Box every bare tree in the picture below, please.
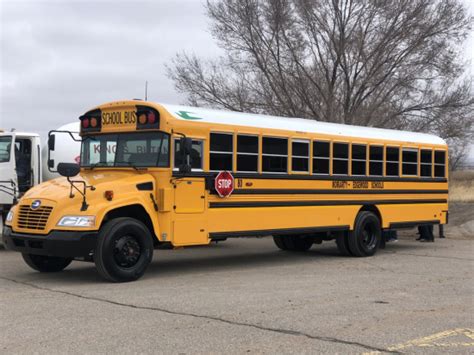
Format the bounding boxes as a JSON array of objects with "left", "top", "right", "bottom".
[{"left": 167, "top": 0, "right": 473, "bottom": 165}]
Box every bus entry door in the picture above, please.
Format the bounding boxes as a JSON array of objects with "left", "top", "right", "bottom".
[{"left": 173, "top": 178, "right": 207, "bottom": 245}]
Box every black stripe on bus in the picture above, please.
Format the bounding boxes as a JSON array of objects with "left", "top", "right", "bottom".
[
  {"left": 209, "top": 225, "right": 349, "bottom": 239},
  {"left": 173, "top": 171, "right": 447, "bottom": 183},
  {"left": 390, "top": 220, "right": 440, "bottom": 229},
  {"left": 209, "top": 199, "right": 447, "bottom": 209},
  {"left": 231, "top": 189, "right": 449, "bottom": 195}
]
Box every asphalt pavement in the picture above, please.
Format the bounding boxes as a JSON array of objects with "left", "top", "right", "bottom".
[{"left": 1, "top": 236, "right": 473, "bottom": 354}]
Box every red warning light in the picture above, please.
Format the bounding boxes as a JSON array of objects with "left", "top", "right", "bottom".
[
  {"left": 90, "top": 117, "right": 97, "bottom": 128},
  {"left": 82, "top": 118, "right": 90, "bottom": 128},
  {"left": 148, "top": 111, "right": 156, "bottom": 124}
]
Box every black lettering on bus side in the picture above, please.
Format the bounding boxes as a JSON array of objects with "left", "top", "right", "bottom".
[
  {"left": 353, "top": 181, "right": 369, "bottom": 189},
  {"left": 332, "top": 181, "right": 348, "bottom": 188},
  {"left": 371, "top": 181, "right": 384, "bottom": 189}
]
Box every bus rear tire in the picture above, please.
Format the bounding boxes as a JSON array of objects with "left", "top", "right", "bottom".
[
  {"left": 272, "top": 236, "right": 289, "bottom": 250},
  {"left": 94, "top": 217, "right": 154, "bottom": 282},
  {"left": 348, "top": 211, "right": 381, "bottom": 257},
  {"left": 335, "top": 231, "right": 352, "bottom": 256},
  {"left": 273, "top": 235, "right": 313, "bottom": 251},
  {"left": 22, "top": 253, "right": 72, "bottom": 272}
]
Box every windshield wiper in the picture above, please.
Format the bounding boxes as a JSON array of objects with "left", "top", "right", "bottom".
[
  {"left": 114, "top": 161, "right": 144, "bottom": 171},
  {"left": 86, "top": 161, "right": 145, "bottom": 171},
  {"left": 87, "top": 162, "right": 109, "bottom": 170}
]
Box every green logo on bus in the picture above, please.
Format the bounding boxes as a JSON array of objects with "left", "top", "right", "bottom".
[{"left": 176, "top": 111, "right": 203, "bottom": 120}]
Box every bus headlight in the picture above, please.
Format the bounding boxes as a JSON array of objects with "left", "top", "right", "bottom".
[
  {"left": 6, "top": 210, "right": 14, "bottom": 223},
  {"left": 57, "top": 216, "right": 95, "bottom": 227}
]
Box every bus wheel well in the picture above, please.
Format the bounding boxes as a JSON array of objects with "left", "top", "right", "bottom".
[
  {"left": 102, "top": 205, "right": 158, "bottom": 244},
  {"left": 359, "top": 205, "right": 382, "bottom": 227}
]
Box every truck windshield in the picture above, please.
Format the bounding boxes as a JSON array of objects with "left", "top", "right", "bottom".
[
  {"left": 0, "top": 136, "right": 12, "bottom": 163},
  {"left": 80, "top": 132, "right": 170, "bottom": 168}
]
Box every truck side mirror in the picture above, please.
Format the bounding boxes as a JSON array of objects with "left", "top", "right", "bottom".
[
  {"left": 48, "top": 134, "right": 55, "bottom": 151},
  {"left": 57, "top": 163, "right": 80, "bottom": 178},
  {"left": 178, "top": 137, "right": 193, "bottom": 174}
]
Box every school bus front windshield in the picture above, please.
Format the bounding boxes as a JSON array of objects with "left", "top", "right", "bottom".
[{"left": 80, "top": 131, "right": 170, "bottom": 168}]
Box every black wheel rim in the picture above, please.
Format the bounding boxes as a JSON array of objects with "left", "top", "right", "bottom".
[
  {"left": 362, "top": 223, "right": 377, "bottom": 250},
  {"left": 113, "top": 235, "right": 141, "bottom": 268}
]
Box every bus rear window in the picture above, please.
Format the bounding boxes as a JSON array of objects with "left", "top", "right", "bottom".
[{"left": 434, "top": 151, "right": 446, "bottom": 177}]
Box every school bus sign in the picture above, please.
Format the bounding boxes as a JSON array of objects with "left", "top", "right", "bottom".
[{"left": 215, "top": 171, "right": 234, "bottom": 198}]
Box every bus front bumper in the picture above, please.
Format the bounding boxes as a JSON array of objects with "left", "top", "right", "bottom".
[{"left": 2, "top": 226, "right": 98, "bottom": 258}]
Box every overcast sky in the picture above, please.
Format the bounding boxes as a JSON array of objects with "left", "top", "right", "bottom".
[
  {"left": 0, "top": 0, "right": 221, "bottom": 137},
  {"left": 1, "top": 0, "right": 473, "bottom": 152}
]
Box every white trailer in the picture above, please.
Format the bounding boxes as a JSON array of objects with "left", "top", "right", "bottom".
[{"left": 0, "top": 123, "right": 80, "bottom": 242}]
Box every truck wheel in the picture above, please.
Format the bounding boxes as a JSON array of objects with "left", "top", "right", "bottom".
[
  {"left": 272, "top": 236, "right": 289, "bottom": 250},
  {"left": 22, "top": 254, "right": 72, "bottom": 272},
  {"left": 94, "top": 217, "right": 154, "bottom": 282},
  {"left": 335, "top": 231, "right": 352, "bottom": 256},
  {"left": 348, "top": 211, "right": 381, "bottom": 257}
]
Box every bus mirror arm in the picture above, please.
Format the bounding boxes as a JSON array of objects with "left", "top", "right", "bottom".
[
  {"left": 172, "top": 131, "right": 192, "bottom": 175},
  {"left": 179, "top": 137, "right": 192, "bottom": 174},
  {"left": 66, "top": 177, "right": 96, "bottom": 212},
  {"left": 47, "top": 130, "right": 82, "bottom": 173}
]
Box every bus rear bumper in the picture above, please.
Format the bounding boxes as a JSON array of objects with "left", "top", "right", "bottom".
[{"left": 2, "top": 226, "right": 98, "bottom": 258}]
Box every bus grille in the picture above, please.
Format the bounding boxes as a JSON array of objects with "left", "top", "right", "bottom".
[{"left": 17, "top": 205, "right": 53, "bottom": 230}]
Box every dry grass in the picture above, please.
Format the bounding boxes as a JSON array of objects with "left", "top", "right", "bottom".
[{"left": 449, "top": 170, "right": 474, "bottom": 202}]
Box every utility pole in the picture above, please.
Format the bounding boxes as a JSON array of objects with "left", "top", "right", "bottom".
[{"left": 145, "top": 81, "right": 148, "bottom": 101}]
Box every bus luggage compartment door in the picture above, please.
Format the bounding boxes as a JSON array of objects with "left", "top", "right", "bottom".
[
  {"left": 174, "top": 179, "right": 205, "bottom": 214},
  {"left": 173, "top": 178, "right": 207, "bottom": 245}
]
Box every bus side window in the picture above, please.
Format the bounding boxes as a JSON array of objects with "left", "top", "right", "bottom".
[
  {"left": 210, "top": 133, "right": 233, "bottom": 171},
  {"left": 333, "top": 142, "right": 349, "bottom": 175},
  {"left": 351, "top": 144, "right": 367, "bottom": 176},
  {"left": 369, "top": 145, "right": 383, "bottom": 176},
  {"left": 262, "top": 137, "right": 288, "bottom": 173},
  {"left": 402, "top": 148, "right": 418, "bottom": 176},
  {"left": 292, "top": 140, "right": 309, "bottom": 173},
  {"left": 386, "top": 147, "right": 399, "bottom": 176},
  {"left": 434, "top": 150, "right": 446, "bottom": 177},
  {"left": 420, "top": 149, "right": 432, "bottom": 177},
  {"left": 174, "top": 139, "right": 203, "bottom": 170},
  {"left": 237, "top": 135, "right": 258, "bottom": 172},
  {"left": 313, "top": 141, "right": 329, "bottom": 174}
]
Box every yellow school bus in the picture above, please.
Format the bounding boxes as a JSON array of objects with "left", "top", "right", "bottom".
[{"left": 2, "top": 100, "right": 448, "bottom": 282}]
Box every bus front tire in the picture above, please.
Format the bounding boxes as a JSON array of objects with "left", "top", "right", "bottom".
[
  {"left": 348, "top": 211, "right": 381, "bottom": 257},
  {"left": 94, "top": 217, "right": 154, "bottom": 282},
  {"left": 22, "top": 253, "right": 72, "bottom": 272}
]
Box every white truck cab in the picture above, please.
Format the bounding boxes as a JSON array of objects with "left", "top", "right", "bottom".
[
  {"left": 0, "top": 124, "right": 80, "bottom": 243},
  {"left": 0, "top": 131, "right": 42, "bottom": 234}
]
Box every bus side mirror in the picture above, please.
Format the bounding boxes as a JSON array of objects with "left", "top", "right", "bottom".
[
  {"left": 178, "top": 137, "right": 193, "bottom": 174},
  {"left": 57, "top": 163, "right": 80, "bottom": 178},
  {"left": 48, "top": 134, "right": 55, "bottom": 151}
]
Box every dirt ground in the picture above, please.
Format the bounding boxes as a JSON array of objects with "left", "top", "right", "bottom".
[
  {"left": 444, "top": 171, "right": 474, "bottom": 239},
  {"left": 397, "top": 202, "right": 474, "bottom": 240},
  {"left": 449, "top": 170, "right": 474, "bottom": 202},
  {"left": 443, "top": 202, "right": 474, "bottom": 239}
]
